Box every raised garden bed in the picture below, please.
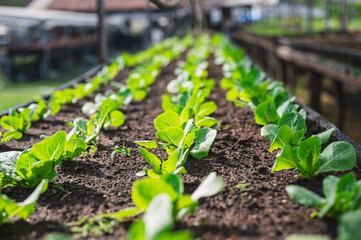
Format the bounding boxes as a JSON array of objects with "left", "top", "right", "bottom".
[{"left": 0, "top": 34, "right": 360, "bottom": 240}]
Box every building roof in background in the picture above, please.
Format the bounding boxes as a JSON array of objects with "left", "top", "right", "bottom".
[
  {"left": 45, "top": 0, "right": 160, "bottom": 12},
  {"left": 204, "top": 0, "right": 279, "bottom": 8},
  {"left": 0, "top": 6, "right": 127, "bottom": 28}
]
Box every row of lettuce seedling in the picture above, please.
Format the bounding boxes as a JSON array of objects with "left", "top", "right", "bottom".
[
  {"left": 120, "top": 34, "right": 225, "bottom": 239},
  {"left": 0, "top": 36, "right": 191, "bottom": 226},
  {"left": 215, "top": 33, "right": 360, "bottom": 240},
  {"left": 0, "top": 37, "right": 180, "bottom": 143},
  {"left": 65, "top": 34, "right": 225, "bottom": 239}
]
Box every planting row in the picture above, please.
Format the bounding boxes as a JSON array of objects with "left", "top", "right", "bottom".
[
  {"left": 65, "top": 34, "right": 225, "bottom": 239},
  {"left": 0, "top": 35, "right": 192, "bottom": 226},
  {"left": 215, "top": 33, "right": 359, "bottom": 240}
]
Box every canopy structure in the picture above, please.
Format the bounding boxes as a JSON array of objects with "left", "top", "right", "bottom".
[
  {"left": 0, "top": 6, "right": 98, "bottom": 26},
  {"left": 205, "top": 0, "right": 279, "bottom": 8},
  {"left": 0, "top": 6, "right": 128, "bottom": 29},
  {"left": 45, "top": 0, "right": 159, "bottom": 12}
]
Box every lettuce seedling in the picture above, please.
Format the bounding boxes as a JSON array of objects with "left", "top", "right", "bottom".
[
  {"left": 261, "top": 111, "right": 307, "bottom": 152},
  {"left": 0, "top": 107, "right": 36, "bottom": 142},
  {"left": 0, "top": 179, "right": 47, "bottom": 225},
  {"left": 128, "top": 172, "right": 224, "bottom": 240},
  {"left": 273, "top": 130, "right": 356, "bottom": 179},
  {"left": 285, "top": 235, "right": 330, "bottom": 240},
  {"left": 82, "top": 92, "right": 123, "bottom": 115},
  {"left": 0, "top": 131, "right": 67, "bottom": 188},
  {"left": 0, "top": 130, "right": 89, "bottom": 188},
  {"left": 49, "top": 88, "right": 75, "bottom": 115},
  {"left": 16, "top": 131, "right": 67, "bottom": 187},
  {"left": 66, "top": 108, "right": 111, "bottom": 146},
  {"left": 66, "top": 118, "right": 99, "bottom": 145},
  {"left": 286, "top": 173, "right": 361, "bottom": 218},
  {"left": 68, "top": 172, "right": 223, "bottom": 239},
  {"left": 131, "top": 173, "right": 224, "bottom": 213},
  {"left": 338, "top": 209, "right": 361, "bottom": 240},
  {"left": 63, "top": 134, "right": 88, "bottom": 161},
  {"left": 30, "top": 98, "right": 50, "bottom": 121},
  {"left": 81, "top": 93, "right": 125, "bottom": 131},
  {"left": 287, "top": 173, "right": 361, "bottom": 240},
  {"left": 254, "top": 94, "right": 298, "bottom": 126},
  {"left": 128, "top": 194, "right": 194, "bottom": 240},
  {"left": 162, "top": 87, "right": 220, "bottom": 128},
  {"left": 125, "top": 42, "right": 186, "bottom": 102},
  {"left": 0, "top": 151, "right": 22, "bottom": 188},
  {"left": 136, "top": 117, "right": 216, "bottom": 177},
  {"left": 0, "top": 131, "right": 22, "bottom": 144}
]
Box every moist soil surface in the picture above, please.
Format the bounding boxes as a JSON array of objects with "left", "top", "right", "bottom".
[{"left": 1, "top": 50, "right": 360, "bottom": 240}]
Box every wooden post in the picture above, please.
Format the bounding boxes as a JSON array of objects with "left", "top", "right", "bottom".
[
  {"left": 261, "top": 48, "right": 267, "bottom": 69},
  {"left": 334, "top": 80, "right": 345, "bottom": 130},
  {"left": 307, "top": 0, "right": 314, "bottom": 34},
  {"left": 97, "top": 0, "right": 107, "bottom": 64},
  {"left": 279, "top": 59, "right": 288, "bottom": 85},
  {"left": 308, "top": 71, "right": 322, "bottom": 113},
  {"left": 64, "top": 26, "right": 72, "bottom": 69},
  {"left": 285, "top": 62, "right": 296, "bottom": 94},
  {"left": 146, "top": 0, "right": 152, "bottom": 45},
  {"left": 324, "top": 0, "right": 330, "bottom": 33},
  {"left": 267, "top": 50, "right": 277, "bottom": 78},
  {"left": 40, "top": 20, "right": 50, "bottom": 79},
  {"left": 340, "top": 0, "right": 347, "bottom": 34},
  {"left": 189, "top": 0, "right": 196, "bottom": 29},
  {"left": 290, "top": 0, "right": 296, "bottom": 29}
]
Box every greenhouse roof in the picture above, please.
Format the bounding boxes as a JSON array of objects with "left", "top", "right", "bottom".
[
  {"left": 0, "top": 6, "right": 126, "bottom": 28},
  {"left": 45, "top": 0, "right": 160, "bottom": 12},
  {"left": 206, "top": 0, "right": 279, "bottom": 8}
]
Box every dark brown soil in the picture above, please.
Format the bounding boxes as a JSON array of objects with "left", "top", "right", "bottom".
[{"left": 0, "top": 51, "right": 360, "bottom": 240}]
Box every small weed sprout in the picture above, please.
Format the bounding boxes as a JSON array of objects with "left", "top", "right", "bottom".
[
  {"left": 111, "top": 142, "right": 131, "bottom": 161},
  {"left": 234, "top": 180, "right": 253, "bottom": 196}
]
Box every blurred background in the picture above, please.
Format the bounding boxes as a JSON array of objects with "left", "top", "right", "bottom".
[{"left": 0, "top": 0, "right": 360, "bottom": 143}]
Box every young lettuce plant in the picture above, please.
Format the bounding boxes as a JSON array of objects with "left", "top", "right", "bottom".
[
  {"left": 0, "top": 179, "right": 47, "bottom": 225},
  {"left": 136, "top": 113, "right": 217, "bottom": 177},
  {"left": 220, "top": 66, "right": 267, "bottom": 108},
  {"left": 261, "top": 111, "right": 307, "bottom": 152},
  {"left": 63, "top": 132, "right": 88, "bottom": 161},
  {"left": 272, "top": 129, "right": 356, "bottom": 179},
  {"left": 49, "top": 88, "right": 75, "bottom": 115},
  {"left": 162, "top": 84, "right": 220, "bottom": 128},
  {"left": 126, "top": 45, "right": 185, "bottom": 101},
  {"left": 81, "top": 92, "right": 125, "bottom": 130},
  {"left": 127, "top": 194, "right": 194, "bottom": 240},
  {"left": 0, "top": 107, "right": 36, "bottom": 143},
  {"left": 0, "top": 151, "right": 22, "bottom": 188},
  {"left": 128, "top": 172, "right": 224, "bottom": 240},
  {"left": 0, "top": 130, "right": 85, "bottom": 189},
  {"left": 69, "top": 172, "right": 224, "bottom": 239},
  {"left": 67, "top": 106, "right": 123, "bottom": 147},
  {"left": 286, "top": 173, "right": 361, "bottom": 218},
  {"left": 15, "top": 131, "right": 67, "bottom": 187},
  {"left": 286, "top": 173, "right": 361, "bottom": 240},
  {"left": 254, "top": 85, "right": 300, "bottom": 125},
  {"left": 30, "top": 98, "right": 50, "bottom": 120},
  {"left": 66, "top": 117, "right": 100, "bottom": 146},
  {"left": 82, "top": 92, "right": 123, "bottom": 116}
]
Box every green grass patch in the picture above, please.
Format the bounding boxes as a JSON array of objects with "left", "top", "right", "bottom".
[{"left": 0, "top": 66, "right": 93, "bottom": 112}]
